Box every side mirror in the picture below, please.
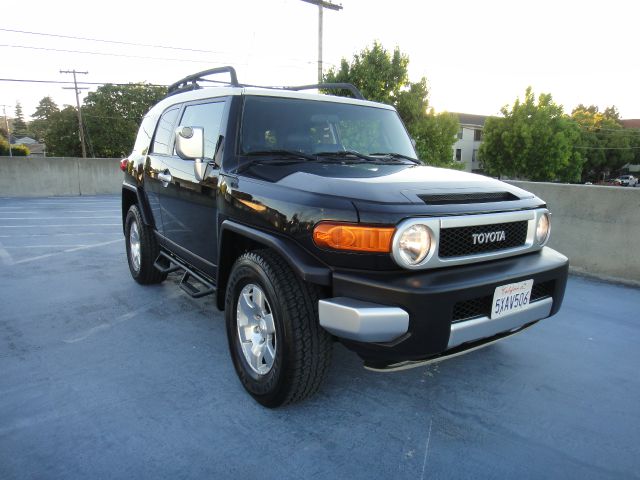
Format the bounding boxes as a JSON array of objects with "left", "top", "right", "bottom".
[{"left": 175, "top": 126, "right": 206, "bottom": 180}]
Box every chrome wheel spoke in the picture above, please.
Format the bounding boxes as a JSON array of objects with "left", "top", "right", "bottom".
[
  {"left": 249, "top": 343, "right": 264, "bottom": 371},
  {"left": 238, "top": 291, "right": 258, "bottom": 323},
  {"left": 263, "top": 340, "right": 275, "bottom": 366},
  {"left": 263, "top": 313, "right": 275, "bottom": 334},
  {"left": 129, "top": 222, "right": 141, "bottom": 271},
  {"left": 236, "top": 283, "right": 277, "bottom": 376},
  {"left": 253, "top": 287, "right": 265, "bottom": 312}
]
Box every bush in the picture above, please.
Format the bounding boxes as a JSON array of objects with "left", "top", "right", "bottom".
[
  {"left": 12, "top": 144, "right": 30, "bottom": 156},
  {"left": 0, "top": 138, "right": 30, "bottom": 156}
]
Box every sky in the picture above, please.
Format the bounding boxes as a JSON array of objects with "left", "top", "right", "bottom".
[{"left": 1, "top": 0, "right": 639, "bottom": 122}]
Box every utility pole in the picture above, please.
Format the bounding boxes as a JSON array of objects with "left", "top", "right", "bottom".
[
  {"left": 299, "top": 0, "right": 343, "bottom": 83},
  {"left": 60, "top": 69, "right": 88, "bottom": 158},
  {"left": 1, "top": 105, "right": 12, "bottom": 157}
]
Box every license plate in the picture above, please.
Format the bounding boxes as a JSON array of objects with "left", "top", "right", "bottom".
[{"left": 491, "top": 279, "right": 534, "bottom": 319}]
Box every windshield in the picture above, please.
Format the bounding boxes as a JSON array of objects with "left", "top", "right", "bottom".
[{"left": 239, "top": 96, "right": 417, "bottom": 159}]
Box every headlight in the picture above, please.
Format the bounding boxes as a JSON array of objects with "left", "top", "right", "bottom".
[
  {"left": 536, "top": 213, "right": 550, "bottom": 244},
  {"left": 394, "top": 224, "right": 432, "bottom": 266}
]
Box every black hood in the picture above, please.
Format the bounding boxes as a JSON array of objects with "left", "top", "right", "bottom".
[{"left": 260, "top": 163, "right": 535, "bottom": 205}]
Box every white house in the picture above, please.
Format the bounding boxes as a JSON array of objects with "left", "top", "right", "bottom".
[{"left": 451, "top": 113, "right": 488, "bottom": 172}]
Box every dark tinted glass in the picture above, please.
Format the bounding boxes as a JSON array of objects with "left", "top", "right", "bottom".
[
  {"left": 133, "top": 115, "right": 156, "bottom": 155},
  {"left": 152, "top": 107, "right": 179, "bottom": 155},
  {"left": 240, "top": 96, "right": 415, "bottom": 158},
  {"left": 179, "top": 101, "right": 226, "bottom": 159}
]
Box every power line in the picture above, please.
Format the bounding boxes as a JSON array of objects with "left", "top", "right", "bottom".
[
  {"left": 578, "top": 125, "right": 640, "bottom": 134},
  {"left": 0, "top": 44, "right": 319, "bottom": 68},
  {"left": 0, "top": 27, "right": 333, "bottom": 67},
  {"left": 0, "top": 27, "right": 227, "bottom": 55},
  {"left": 0, "top": 43, "right": 225, "bottom": 64},
  {"left": 0, "top": 78, "right": 168, "bottom": 87},
  {"left": 574, "top": 145, "right": 640, "bottom": 150}
]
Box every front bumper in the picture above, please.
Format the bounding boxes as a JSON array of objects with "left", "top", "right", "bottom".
[{"left": 320, "top": 247, "right": 569, "bottom": 366}]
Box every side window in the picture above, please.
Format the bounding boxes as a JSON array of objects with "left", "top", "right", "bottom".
[
  {"left": 178, "top": 101, "right": 226, "bottom": 159},
  {"left": 152, "top": 107, "right": 179, "bottom": 155},
  {"left": 132, "top": 115, "right": 157, "bottom": 155}
]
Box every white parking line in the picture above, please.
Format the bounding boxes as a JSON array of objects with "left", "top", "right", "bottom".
[
  {"left": 0, "top": 224, "right": 121, "bottom": 228},
  {"left": 0, "top": 200, "right": 121, "bottom": 206},
  {"left": 0, "top": 216, "right": 121, "bottom": 220},
  {"left": 0, "top": 233, "right": 122, "bottom": 238},
  {"left": 2, "top": 245, "right": 91, "bottom": 249},
  {"left": 63, "top": 291, "right": 183, "bottom": 344},
  {"left": 0, "top": 209, "right": 120, "bottom": 214},
  {"left": 11, "top": 239, "right": 123, "bottom": 265},
  {"left": 0, "top": 242, "right": 14, "bottom": 265}
]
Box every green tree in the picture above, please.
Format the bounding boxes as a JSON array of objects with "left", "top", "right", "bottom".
[
  {"left": 83, "top": 83, "right": 166, "bottom": 157},
  {"left": 13, "top": 102, "right": 29, "bottom": 137},
  {"left": 30, "top": 97, "right": 60, "bottom": 141},
  {"left": 479, "top": 87, "right": 583, "bottom": 182},
  {"left": 571, "top": 105, "right": 633, "bottom": 181},
  {"left": 323, "top": 42, "right": 459, "bottom": 168},
  {"left": 45, "top": 106, "right": 82, "bottom": 157}
]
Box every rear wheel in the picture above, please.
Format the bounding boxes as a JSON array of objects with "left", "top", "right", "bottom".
[
  {"left": 225, "top": 250, "right": 332, "bottom": 407},
  {"left": 124, "top": 204, "right": 167, "bottom": 285}
]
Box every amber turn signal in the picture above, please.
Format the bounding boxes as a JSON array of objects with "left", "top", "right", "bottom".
[{"left": 313, "top": 223, "right": 395, "bottom": 253}]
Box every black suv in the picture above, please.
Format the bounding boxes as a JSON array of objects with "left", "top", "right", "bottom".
[{"left": 121, "top": 67, "right": 568, "bottom": 407}]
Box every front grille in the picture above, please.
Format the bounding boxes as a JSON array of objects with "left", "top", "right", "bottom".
[
  {"left": 531, "top": 280, "right": 554, "bottom": 301},
  {"left": 452, "top": 296, "right": 493, "bottom": 322},
  {"left": 419, "top": 192, "right": 519, "bottom": 205},
  {"left": 452, "top": 280, "right": 556, "bottom": 323},
  {"left": 439, "top": 221, "right": 528, "bottom": 258}
]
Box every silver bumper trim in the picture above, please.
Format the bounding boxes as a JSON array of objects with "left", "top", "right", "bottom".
[
  {"left": 447, "top": 297, "right": 553, "bottom": 349},
  {"left": 318, "top": 297, "right": 409, "bottom": 342}
]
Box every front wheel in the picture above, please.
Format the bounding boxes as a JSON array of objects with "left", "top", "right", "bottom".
[{"left": 225, "top": 250, "right": 332, "bottom": 407}]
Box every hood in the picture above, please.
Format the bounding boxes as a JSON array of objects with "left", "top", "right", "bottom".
[{"left": 273, "top": 164, "right": 534, "bottom": 205}]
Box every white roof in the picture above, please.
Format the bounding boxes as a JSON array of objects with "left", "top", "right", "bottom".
[{"left": 147, "top": 85, "right": 395, "bottom": 117}]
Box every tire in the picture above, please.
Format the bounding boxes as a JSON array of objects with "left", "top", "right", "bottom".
[
  {"left": 124, "top": 204, "right": 167, "bottom": 285},
  {"left": 225, "top": 250, "right": 332, "bottom": 407}
]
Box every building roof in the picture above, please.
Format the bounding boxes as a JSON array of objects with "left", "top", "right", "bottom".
[
  {"left": 15, "top": 136, "right": 38, "bottom": 145},
  {"left": 452, "top": 113, "right": 489, "bottom": 127},
  {"left": 621, "top": 119, "right": 640, "bottom": 129}
]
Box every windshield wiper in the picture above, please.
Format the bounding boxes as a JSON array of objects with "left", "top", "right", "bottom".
[
  {"left": 315, "top": 150, "right": 378, "bottom": 162},
  {"left": 370, "top": 152, "right": 421, "bottom": 165},
  {"left": 244, "top": 149, "right": 318, "bottom": 162}
]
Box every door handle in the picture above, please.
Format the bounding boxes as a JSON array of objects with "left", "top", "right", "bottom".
[{"left": 158, "top": 172, "right": 172, "bottom": 185}]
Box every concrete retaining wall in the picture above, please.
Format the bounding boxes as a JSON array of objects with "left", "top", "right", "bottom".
[
  {"left": 510, "top": 181, "right": 640, "bottom": 283},
  {"left": 0, "top": 157, "right": 121, "bottom": 197},
  {"left": 0, "top": 157, "right": 638, "bottom": 282}
]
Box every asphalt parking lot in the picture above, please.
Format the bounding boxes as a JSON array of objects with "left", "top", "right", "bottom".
[{"left": 1, "top": 195, "right": 639, "bottom": 479}]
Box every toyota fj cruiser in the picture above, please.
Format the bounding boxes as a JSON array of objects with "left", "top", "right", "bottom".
[{"left": 121, "top": 67, "right": 569, "bottom": 407}]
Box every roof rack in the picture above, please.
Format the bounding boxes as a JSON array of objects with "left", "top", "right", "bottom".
[
  {"left": 166, "top": 67, "right": 365, "bottom": 100},
  {"left": 167, "top": 66, "right": 239, "bottom": 97}
]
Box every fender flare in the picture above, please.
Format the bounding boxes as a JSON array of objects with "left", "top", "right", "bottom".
[
  {"left": 216, "top": 220, "right": 332, "bottom": 310},
  {"left": 122, "top": 181, "right": 155, "bottom": 228},
  {"left": 219, "top": 220, "right": 331, "bottom": 286}
]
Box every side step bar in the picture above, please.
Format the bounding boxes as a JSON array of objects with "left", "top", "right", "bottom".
[{"left": 154, "top": 251, "right": 216, "bottom": 299}]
